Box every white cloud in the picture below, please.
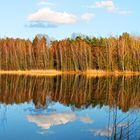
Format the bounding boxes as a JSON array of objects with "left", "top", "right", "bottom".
[
  {"left": 27, "top": 8, "right": 77, "bottom": 25},
  {"left": 87, "top": 0, "right": 131, "bottom": 16},
  {"left": 95, "top": 0, "right": 117, "bottom": 12},
  {"left": 90, "top": 122, "right": 129, "bottom": 137},
  {"left": 81, "top": 13, "right": 94, "bottom": 21},
  {"left": 80, "top": 116, "right": 93, "bottom": 124},
  {"left": 119, "top": 10, "right": 131, "bottom": 16},
  {"left": 93, "top": 129, "right": 112, "bottom": 136},
  {"left": 37, "top": 130, "right": 55, "bottom": 135},
  {"left": 26, "top": 22, "right": 57, "bottom": 28},
  {"left": 90, "top": 128, "right": 112, "bottom": 136},
  {"left": 27, "top": 111, "right": 94, "bottom": 130},
  {"left": 27, "top": 112, "right": 77, "bottom": 130},
  {"left": 116, "top": 122, "right": 129, "bottom": 127}
]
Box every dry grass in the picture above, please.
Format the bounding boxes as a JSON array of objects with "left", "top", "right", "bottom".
[
  {"left": 0, "top": 69, "right": 140, "bottom": 77},
  {"left": 85, "top": 70, "right": 140, "bottom": 77},
  {"left": 0, "top": 70, "right": 62, "bottom": 77}
]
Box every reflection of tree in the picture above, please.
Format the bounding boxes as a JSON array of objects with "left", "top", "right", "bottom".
[
  {"left": 104, "top": 104, "right": 140, "bottom": 140},
  {"left": 92, "top": 106, "right": 140, "bottom": 139},
  {"left": 0, "top": 75, "right": 140, "bottom": 112}
]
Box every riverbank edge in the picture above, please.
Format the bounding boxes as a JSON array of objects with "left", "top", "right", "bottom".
[{"left": 0, "top": 69, "right": 140, "bottom": 77}]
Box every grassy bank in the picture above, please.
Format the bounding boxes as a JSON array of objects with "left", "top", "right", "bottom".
[{"left": 0, "top": 69, "right": 140, "bottom": 77}]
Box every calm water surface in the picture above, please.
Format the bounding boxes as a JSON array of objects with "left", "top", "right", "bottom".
[{"left": 0, "top": 75, "right": 140, "bottom": 140}]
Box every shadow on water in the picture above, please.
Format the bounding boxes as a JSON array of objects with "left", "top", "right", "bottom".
[{"left": 0, "top": 75, "right": 140, "bottom": 139}]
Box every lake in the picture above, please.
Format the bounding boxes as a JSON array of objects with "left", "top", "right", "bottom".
[{"left": 0, "top": 75, "right": 140, "bottom": 140}]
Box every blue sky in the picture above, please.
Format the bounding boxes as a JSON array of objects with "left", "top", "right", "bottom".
[{"left": 0, "top": 0, "right": 139, "bottom": 39}]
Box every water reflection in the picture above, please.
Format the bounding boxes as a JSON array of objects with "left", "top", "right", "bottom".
[
  {"left": 0, "top": 75, "right": 140, "bottom": 111},
  {"left": 27, "top": 112, "right": 93, "bottom": 130},
  {"left": 90, "top": 107, "right": 140, "bottom": 139},
  {"left": 0, "top": 105, "right": 7, "bottom": 131},
  {"left": 27, "top": 112, "right": 77, "bottom": 130},
  {"left": 0, "top": 75, "right": 140, "bottom": 140}
]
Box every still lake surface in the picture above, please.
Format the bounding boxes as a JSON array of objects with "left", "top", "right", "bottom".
[{"left": 0, "top": 75, "right": 140, "bottom": 140}]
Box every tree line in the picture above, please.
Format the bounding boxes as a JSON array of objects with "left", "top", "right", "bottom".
[{"left": 0, "top": 33, "right": 140, "bottom": 71}]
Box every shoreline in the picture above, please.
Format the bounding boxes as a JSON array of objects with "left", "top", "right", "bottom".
[{"left": 0, "top": 69, "right": 140, "bottom": 77}]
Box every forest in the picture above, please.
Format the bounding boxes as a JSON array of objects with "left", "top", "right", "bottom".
[{"left": 0, "top": 32, "right": 140, "bottom": 72}]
